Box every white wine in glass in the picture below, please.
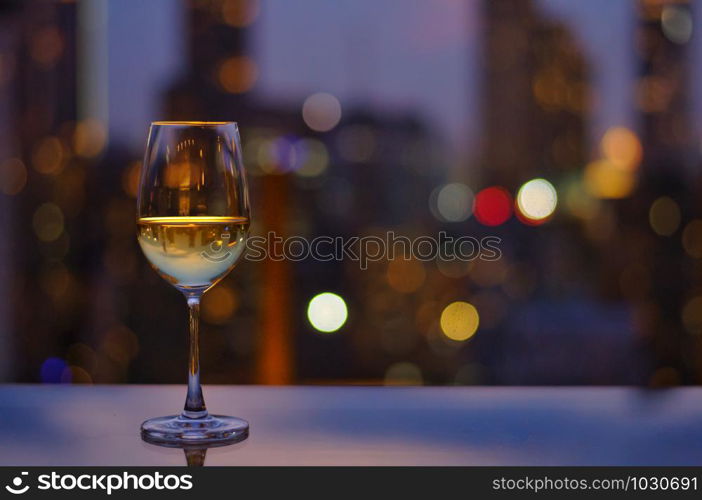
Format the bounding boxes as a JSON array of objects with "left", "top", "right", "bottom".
[
  {"left": 136, "top": 122, "right": 250, "bottom": 445},
  {"left": 137, "top": 216, "right": 249, "bottom": 289}
]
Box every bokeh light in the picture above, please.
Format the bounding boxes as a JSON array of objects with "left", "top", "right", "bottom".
[
  {"left": 294, "top": 138, "right": 329, "bottom": 177},
  {"left": 267, "top": 136, "right": 300, "bottom": 173},
  {"left": 217, "top": 56, "right": 258, "bottom": 94},
  {"left": 440, "top": 301, "right": 479, "bottom": 341},
  {"left": 516, "top": 178, "right": 557, "bottom": 224},
  {"left": 600, "top": 126, "right": 642, "bottom": 171},
  {"left": 434, "top": 182, "right": 474, "bottom": 222},
  {"left": 29, "top": 26, "right": 64, "bottom": 69},
  {"left": 32, "top": 203, "right": 65, "bottom": 242},
  {"left": 63, "top": 366, "right": 92, "bottom": 384},
  {"left": 563, "top": 178, "right": 599, "bottom": 220},
  {"left": 584, "top": 160, "right": 636, "bottom": 199},
  {"left": 73, "top": 119, "right": 106, "bottom": 158},
  {"left": 474, "top": 186, "right": 512, "bottom": 226},
  {"left": 100, "top": 325, "right": 139, "bottom": 365},
  {"left": 302, "top": 92, "right": 342, "bottom": 132},
  {"left": 0, "top": 158, "right": 27, "bottom": 195},
  {"left": 649, "top": 196, "right": 680, "bottom": 236},
  {"left": 307, "top": 292, "right": 348, "bottom": 333},
  {"left": 250, "top": 137, "right": 278, "bottom": 174},
  {"left": 661, "top": 5, "right": 693, "bottom": 44},
  {"left": 384, "top": 362, "right": 423, "bottom": 385},
  {"left": 31, "top": 136, "right": 65, "bottom": 175},
  {"left": 202, "top": 284, "right": 239, "bottom": 324},
  {"left": 40, "top": 357, "right": 68, "bottom": 384}
]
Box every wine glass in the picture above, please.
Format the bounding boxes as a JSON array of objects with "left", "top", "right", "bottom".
[{"left": 136, "top": 121, "right": 250, "bottom": 445}]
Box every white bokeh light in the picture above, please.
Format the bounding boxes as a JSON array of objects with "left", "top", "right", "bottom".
[
  {"left": 302, "top": 93, "right": 342, "bottom": 132},
  {"left": 307, "top": 292, "right": 348, "bottom": 333},
  {"left": 435, "top": 183, "right": 474, "bottom": 222},
  {"left": 516, "top": 178, "right": 558, "bottom": 222}
]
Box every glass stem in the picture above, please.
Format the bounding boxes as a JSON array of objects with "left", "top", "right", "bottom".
[{"left": 183, "top": 295, "right": 207, "bottom": 418}]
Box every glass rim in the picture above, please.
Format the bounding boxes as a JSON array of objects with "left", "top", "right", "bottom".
[{"left": 150, "top": 121, "right": 238, "bottom": 127}]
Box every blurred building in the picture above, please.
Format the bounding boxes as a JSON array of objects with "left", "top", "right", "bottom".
[
  {"left": 631, "top": 0, "right": 695, "bottom": 384},
  {"left": 0, "top": 0, "right": 87, "bottom": 382},
  {"left": 481, "top": 0, "right": 588, "bottom": 187}
]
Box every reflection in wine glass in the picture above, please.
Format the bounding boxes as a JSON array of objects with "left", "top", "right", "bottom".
[
  {"left": 136, "top": 122, "right": 250, "bottom": 445},
  {"left": 142, "top": 438, "right": 248, "bottom": 466}
]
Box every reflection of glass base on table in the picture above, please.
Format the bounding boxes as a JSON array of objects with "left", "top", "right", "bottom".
[{"left": 141, "top": 414, "right": 249, "bottom": 446}]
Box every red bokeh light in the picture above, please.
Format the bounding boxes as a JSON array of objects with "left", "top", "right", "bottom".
[{"left": 474, "top": 186, "right": 512, "bottom": 226}]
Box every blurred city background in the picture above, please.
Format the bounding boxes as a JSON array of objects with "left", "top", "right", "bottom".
[{"left": 0, "top": 0, "right": 700, "bottom": 386}]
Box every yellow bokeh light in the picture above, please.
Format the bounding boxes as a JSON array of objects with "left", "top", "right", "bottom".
[
  {"left": 307, "top": 292, "right": 348, "bottom": 333},
  {"left": 302, "top": 93, "right": 341, "bottom": 132},
  {"left": 563, "top": 179, "right": 599, "bottom": 220},
  {"left": 583, "top": 160, "right": 636, "bottom": 199},
  {"left": 384, "top": 362, "right": 423, "bottom": 385},
  {"left": 0, "top": 158, "right": 27, "bottom": 195},
  {"left": 295, "top": 138, "right": 329, "bottom": 177},
  {"left": 100, "top": 325, "right": 139, "bottom": 365},
  {"left": 217, "top": 56, "right": 258, "bottom": 94},
  {"left": 202, "top": 284, "right": 239, "bottom": 325},
  {"left": 31, "top": 136, "right": 65, "bottom": 175},
  {"left": 64, "top": 365, "right": 93, "bottom": 384},
  {"left": 74, "top": 119, "right": 106, "bottom": 158},
  {"left": 32, "top": 203, "right": 64, "bottom": 242},
  {"left": 649, "top": 196, "right": 681, "bottom": 236},
  {"left": 440, "top": 301, "right": 479, "bottom": 341},
  {"left": 600, "top": 126, "right": 642, "bottom": 171},
  {"left": 516, "top": 178, "right": 557, "bottom": 222}
]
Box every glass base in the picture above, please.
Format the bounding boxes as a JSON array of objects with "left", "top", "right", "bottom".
[{"left": 141, "top": 414, "right": 249, "bottom": 446}]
